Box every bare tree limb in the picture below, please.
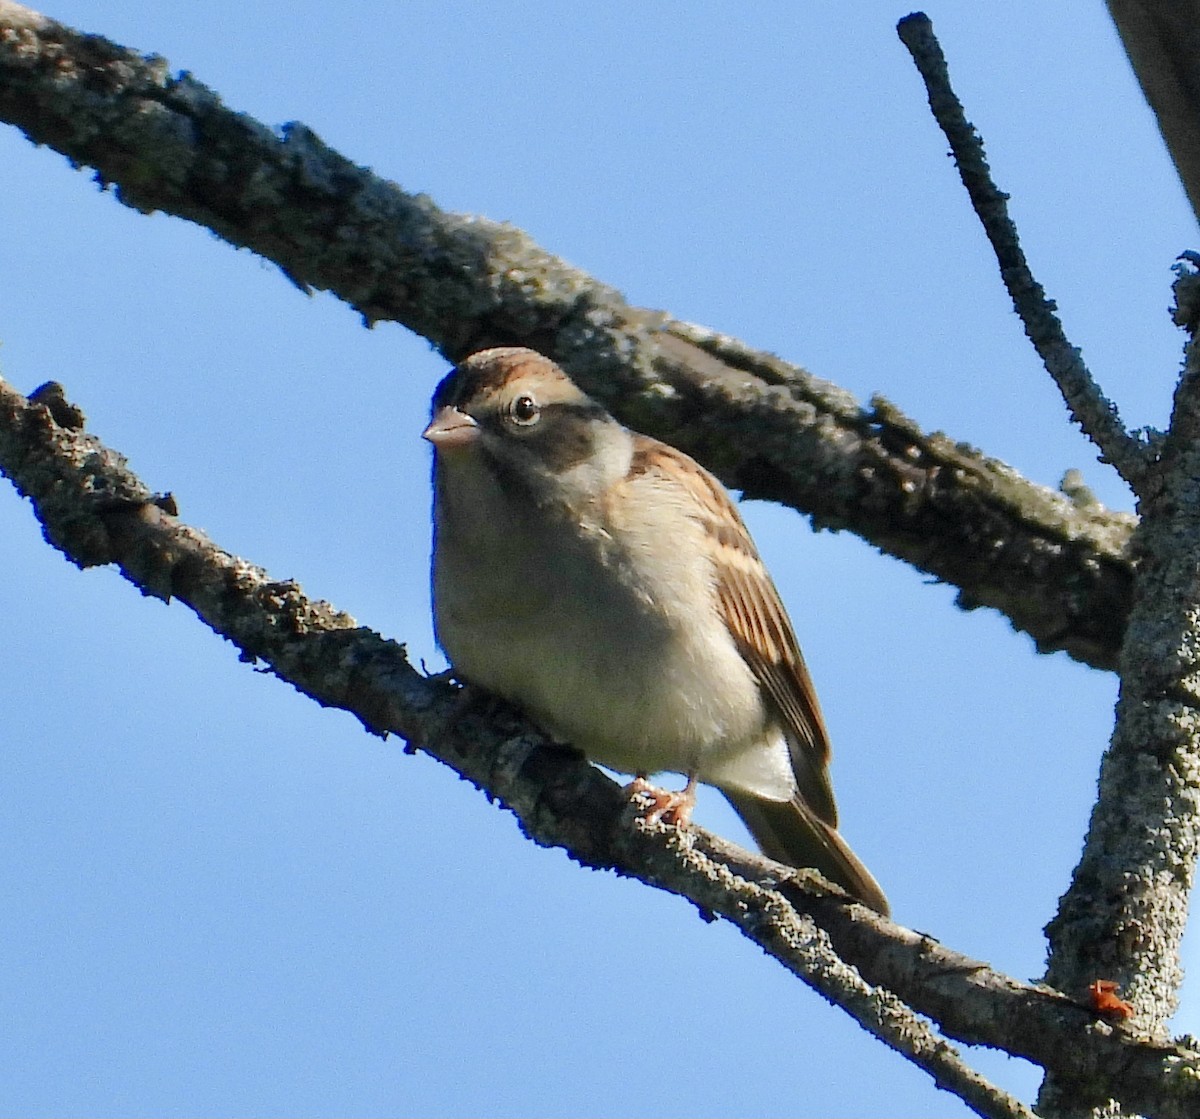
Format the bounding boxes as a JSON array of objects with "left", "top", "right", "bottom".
[
  {"left": 891, "top": 16, "right": 1200, "bottom": 1116},
  {"left": 1106, "top": 0, "right": 1200, "bottom": 229},
  {"left": 0, "top": 0, "right": 1136, "bottom": 671},
  {"left": 898, "top": 13, "right": 1151, "bottom": 493},
  {"left": 1038, "top": 266, "right": 1200, "bottom": 1119},
  {"left": 2, "top": 371, "right": 1199, "bottom": 1119}
]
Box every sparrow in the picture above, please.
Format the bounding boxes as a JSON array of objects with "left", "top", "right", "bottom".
[{"left": 423, "top": 346, "right": 888, "bottom": 915}]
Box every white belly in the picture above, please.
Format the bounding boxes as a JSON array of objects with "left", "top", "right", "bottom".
[{"left": 432, "top": 470, "right": 793, "bottom": 799}]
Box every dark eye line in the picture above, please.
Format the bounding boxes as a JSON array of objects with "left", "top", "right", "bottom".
[
  {"left": 540, "top": 399, "right": 607, "bottom": 422},
  {"left": 472, "top": 396, "right": 609, "bottom": 434},
  {"left": 488, "top": 398, "right": 607, "bottom": 429}
]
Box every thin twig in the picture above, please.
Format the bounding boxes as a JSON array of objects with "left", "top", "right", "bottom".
[
  {"left": 738, "top": 908, "right": 1037, "bottom": 1119},
  {"left": 897, "top": 12, "right": 1150, "bottom": 493}
]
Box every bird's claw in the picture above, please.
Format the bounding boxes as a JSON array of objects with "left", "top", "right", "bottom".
[{"left": 627, "top": 775, "right": 697, "bottom": 828}]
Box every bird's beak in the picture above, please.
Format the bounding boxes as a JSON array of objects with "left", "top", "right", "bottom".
[{"left": 423, "top": 406, "right": 479, "bottom": 449}]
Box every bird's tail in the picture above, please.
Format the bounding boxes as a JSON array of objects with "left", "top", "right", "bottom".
[{"left": 721, "top": 790, "right": 889, "bottom": 916}]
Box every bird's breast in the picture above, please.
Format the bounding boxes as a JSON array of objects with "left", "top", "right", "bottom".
[{"left": 432, "top": 471, "right": 769, "bottom": 780}]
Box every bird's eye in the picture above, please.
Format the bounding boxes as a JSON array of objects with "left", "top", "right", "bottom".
[{"left": 507, "top": 394, "right": 541, "bottom": 427}]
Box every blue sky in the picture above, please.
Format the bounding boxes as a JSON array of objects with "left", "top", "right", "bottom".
[{"left": 1, "top": 3, "right": 1194, "bottom": 1116}]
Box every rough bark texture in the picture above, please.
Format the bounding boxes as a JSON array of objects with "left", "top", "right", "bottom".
[
  {"left": 0, "top": 0, "right": 1135, "bottom": 671},
  {"left": 3, "top": 372, "right": 1200, "bottom": 1119},
  {"left": 1037, "top": 272, "right": 1200, "bottom": 1118}
]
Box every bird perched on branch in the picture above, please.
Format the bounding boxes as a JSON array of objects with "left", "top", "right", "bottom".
[{"left": 424, "top": 346, "right": 887, "bottom": 915}]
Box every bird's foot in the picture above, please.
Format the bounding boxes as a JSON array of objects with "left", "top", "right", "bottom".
[{"left": 627, "top": 774, "right": 697, "bottom": 828}]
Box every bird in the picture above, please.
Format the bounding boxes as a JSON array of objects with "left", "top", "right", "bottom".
[{"left": 423, "top": 346, "right": 888, "bottom": 915}]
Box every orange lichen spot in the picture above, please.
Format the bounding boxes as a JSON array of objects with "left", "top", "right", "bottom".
[{"left": 1088, "top": 979, "right": 1134, "bottom": 1020}]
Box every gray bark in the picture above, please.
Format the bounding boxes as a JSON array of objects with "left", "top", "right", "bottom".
[{"left": 1037, "top": 271, "right": 1200, "bottom": 1117}]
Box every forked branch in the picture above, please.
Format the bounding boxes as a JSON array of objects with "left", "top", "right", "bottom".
[{"left": 897, "top": 13, "right": 1200, "bottom": 1117}]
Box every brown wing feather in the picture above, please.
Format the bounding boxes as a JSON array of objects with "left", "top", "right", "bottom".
[{"left": 628, "top": 437, "right": 838, "bottom": 826}]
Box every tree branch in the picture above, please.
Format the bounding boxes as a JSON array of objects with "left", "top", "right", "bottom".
[
  {"left": 0, "top": 0, "right": 1135, "bottom": 671},
  {"left": 1037, "top": 264, "right": 1200, "bottom": 1117},
  {"left": 897, "top": 13, "right": 1151, "bottom": 493},
  {"left": 3, "top": 372, "right": 1199, "bottom": 1119},
  {"left": 891, "top": 17, "right": 1200, "bottom": 1114}
]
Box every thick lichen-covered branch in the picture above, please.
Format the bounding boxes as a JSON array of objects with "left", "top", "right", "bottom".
[
  {"left": 1037, "top": 267, "right": 1200, "bottom": 1118},
  {"left": 0, "top": 0, "right": 1135, "bottom": 670},
  {"left": 2, "top": 372, "right": 1199, "bottom": 1119}
]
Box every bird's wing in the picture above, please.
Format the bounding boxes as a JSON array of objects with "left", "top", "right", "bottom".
[{"left": 628, "top": 437, "right": 838, "bottom": 826}]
